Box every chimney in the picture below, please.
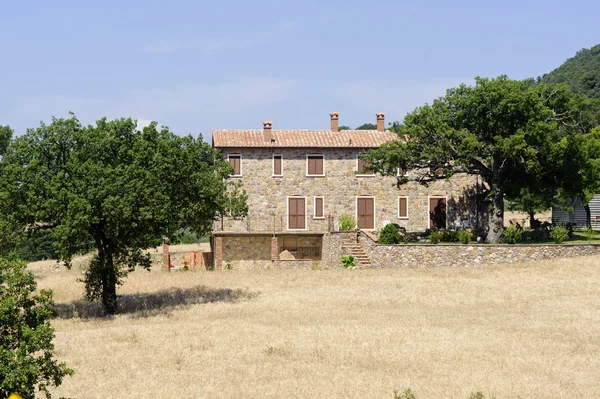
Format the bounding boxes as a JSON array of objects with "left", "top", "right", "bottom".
[
  {"left": 263, "top": 120, "right": 273, "bottom": 143},
  {"left": 376, "top": 112, "right": 385, "bottom": 132},
  {"left": 330, "top": 112, "right": 339, "bottom": 132}
]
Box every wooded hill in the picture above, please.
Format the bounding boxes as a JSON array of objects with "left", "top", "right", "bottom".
[{"left": 540, "top": 43, "right": 600, "bottom": 99}]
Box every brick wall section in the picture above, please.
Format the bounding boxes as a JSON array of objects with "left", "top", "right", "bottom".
[
  {"left": 182, "top": 251, "right": 213, "bottom": 270},
  {"left": 321, "top": 231, "right": 600, "bottom": 268},
  {"left": 162, "top": 241, "right": 170, "bottom": 271},
  {"left": 271, "top": 237, "right": 279, "bottom": 260},
  {"left": 214, "top": 237, "right": 223, "bottom": 270},
  {"left": 217, "top": 148, "right": 486, "bottom": 233}
]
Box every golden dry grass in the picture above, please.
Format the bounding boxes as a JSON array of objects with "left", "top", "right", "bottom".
[{"left": 33, "top": 256, "right": 600, "bottom": 399}]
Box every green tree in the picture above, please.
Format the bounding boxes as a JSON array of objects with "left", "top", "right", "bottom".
[
  {"left": 0, "top": 115, "right": 247, "bottom": 314},
  {"left": 355, "top": 123, "right": 377, "bottom": 130},
  {"left": 365, "top": 76, "right": 590, "bottom": 243},
  {"left": 0, "top": 257, "right": 73, "bottom": 398},
  {"left": 0, "top": 125, "right": 12, "bottom": 156},
  {"left": 338, "top": 125, "right": 351, "bottom": 131}
]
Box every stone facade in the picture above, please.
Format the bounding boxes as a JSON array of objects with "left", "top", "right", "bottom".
[
  {"left": 215, "top": 147, "right": 486, "bottom": 233},
  {"left": 321, "top": 232, "right": 600, "bottom": 269}
]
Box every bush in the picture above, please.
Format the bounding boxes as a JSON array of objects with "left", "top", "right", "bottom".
[
  {"left": 501, "top": 226, "right": 522, "bottom": 244},
  {"left": 429, "top": 228, "right": 442, "bottom": 244},
  {"left": 379, "top": 223, "right": 402, "bottom": 244},
  {"left": 340, "top": 255, "right": 355, "bottom": 268},
  {"left": 583, "top": 226, "right": 597, "bottom": 241},
  {"left": 393, "top": 388, "right": 417, "bottom": 399},
  {"left": 458, "top": 229, "right": 471, "bottom": 244},
  {"left": 550, "top": 225, "right": 569, "bottom": 243},
  {"left": 338, "top": 214, "right": 356, "bottom": 231},
  {"left": 470, "top": 227, "right": 484, "bottom": 242},
  {"left": 440, "top": 230, "right": 459, "bottom": 242},
  {"left": 0, "top": 257, "right": 73, "bottom": 398}
]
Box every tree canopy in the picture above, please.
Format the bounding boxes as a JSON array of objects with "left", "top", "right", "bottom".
[
  {"left": 0, "top": 125, "right": 12, "bottom": 157},
  {"left": 0, "top": 115, "right": 247, "bottom": 314},
  {"left": 541, "top": 43, "right": 600, "bottom": 99},
  {"left": 355, "top": 123, "right": 377, "bottom": 130},
  {"left": 365, "top": 76, "right": 594, "bottom": 242}
]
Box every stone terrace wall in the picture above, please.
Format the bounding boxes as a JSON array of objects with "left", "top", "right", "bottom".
[{"left": 321, "top": 232, "right": 600, "bottom": 269}]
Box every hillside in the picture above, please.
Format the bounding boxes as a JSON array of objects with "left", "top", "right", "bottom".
[{"left": 541, "top": 43, "right": 600, "bottom": 99}]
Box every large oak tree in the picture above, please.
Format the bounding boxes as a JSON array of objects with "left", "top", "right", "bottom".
[
  {"left": 365, "top": 76, "right": 593, "bottom": 243},
  {"left": 0, "top": 115, "right": 247, "bottom": 314}
]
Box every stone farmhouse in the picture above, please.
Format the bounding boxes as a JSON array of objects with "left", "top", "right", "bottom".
[{"left": 211, "top": 112, "right": 486, "bottom": 269}]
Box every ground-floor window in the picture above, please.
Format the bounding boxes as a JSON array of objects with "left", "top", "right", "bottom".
[{"left": 288, "top": 197, "right": 306, "bottom": 230}]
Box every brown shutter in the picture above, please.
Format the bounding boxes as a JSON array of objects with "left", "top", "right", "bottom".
[
  {"left": 298, "top": 198, "right": 305, "bottom": 228},
  {"left": 316, "top": 157, "right": 323, "bottom": 175},
  {"left": 273, "top": 155, "right": 282, "bottom": 175},
  {"left": 315, "top": 197, "right": 323, "bottom": 218},
  {"left": 399, "top": 197, "right": 407, "bottom": 218},
  {"left": 357, "top": 198, "right": 374, "bottom": 229},
  {"left": 307, "top": 156, "right": 323, "bottom": 175},
  {"left": 228, "top": 156, "right": 241, "bottom": 175},
  {"left": 289, "top": 198, "right": 305, "bottom": 229},
  {"left": 308, "top": 157, "right": 315, "bottom": 175},
  {"left": 358, "top": 158, "right": 372, "bottom": 174}
]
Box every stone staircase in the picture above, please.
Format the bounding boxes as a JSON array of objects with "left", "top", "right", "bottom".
[{"left": 341, "top": 242, "right": 372, "bottom": 267}]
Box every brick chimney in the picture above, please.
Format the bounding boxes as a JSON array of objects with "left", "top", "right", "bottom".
[
  {"left": 376, "top": 112, "right": 385, "bottom": 132},
  {"left": 330, "top": 112, "right": 339, "bottom": 132},
  {"left": 263, "top": 120, "right": 273, "bottom": 143}
]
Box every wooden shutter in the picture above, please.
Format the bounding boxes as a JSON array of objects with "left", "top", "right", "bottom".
[
  {"left": 398, "top": 197, "right": 407, "bottom": 218},
  {"left": 358, "top": 158, "right": 372, "bottom": 174},
  {"left": 307, "top": 155, "right": 323, "bottom": 175},
  {"left": 289, "top": 198, "right": 305, "bottom": 229},
  {"left": 357, "top": 198, "right": 374, "bottom": 229},
  {"left": 315, "top": 197, "right": 323, "bottom": 218},
  {"left": 273, "top": 155, "right": 282, "bottom": 175},
  {"left": 228, "top": 155, "right": 241, "bottom": 175}
]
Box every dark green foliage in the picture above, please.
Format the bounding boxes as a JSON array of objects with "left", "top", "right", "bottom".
[
  {"left": 170, "top": 227, "right": 208, "bottom": 245},
  {"left": 365, "top": 76, "right": 592, "bottom": 243},
  {"left": 379, "top": 223, "right": 402, "bottom": 244},
  {"left": 541, "top": 44, "right": 600, "bottom": 99},
  {"left": 0, "top": 115, "right": 247, "bottom": 315},
  {"left": 338, "top": 125, "right": 351, "bottom": 131},
  {"left": 458, "top": 229, "right": 471, "bottom": 244},
  {"left": 440, "top": 230, "right": 459, "bottom": 242},
  {"left": 340, "top": 255, "right": 355, "bottom": 268},
  {"left": 355, "top": 123, "right": 377, "bottom": 130},
  {"left": 583, "top": 227, "right": 597, "bottom": 240},
  {"left": 550, "top": 225, "right": 569, "bottom": 243},
  {"left": 0, "top": 125, "right": 12, "bottom": 157},
  {"left": 501, "top": 226, "right": 523, "bottom": 244},
  {"left": 429, "top": 228, "right": 442, "bottom": 244},
  {"left": 0, "top": 257, "right": 73, "bottom": 398}
]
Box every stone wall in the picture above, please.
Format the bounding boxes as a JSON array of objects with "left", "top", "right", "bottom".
[
  {"left": 321, "top": 232, "right": 600, "bottom": 269},
  {"left": 216, "top": 148, "right": 486, "bottom": 233}
]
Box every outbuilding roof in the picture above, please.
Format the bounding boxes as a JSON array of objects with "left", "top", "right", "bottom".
[{"left": 212, "top": 129, "right": 399, "bottom": 148}]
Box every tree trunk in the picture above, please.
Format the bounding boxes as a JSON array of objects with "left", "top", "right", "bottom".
[
  {"left": 585, "top": 203, "right": 592, "bottom": 229},
  {"left": 101, "top": 247, "right": 118, "bottom": 315},
  {"left": 529, "top": 210, "right": 536, "bottom": 229},
  {"left": 486, "top": 189, "right": 504, "bottom": 243}
]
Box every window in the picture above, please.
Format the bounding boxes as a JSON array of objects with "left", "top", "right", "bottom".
[
  {"left": 357, "top": 154, "right": 374, "bottom": 176},
  {"left": 398, "top": 196, "right": 408, "bottom": 219},
  {"left": 288, "top": 197, "right": 306, "bottom": 230},
  {"left": 397, "top": 168, "right": 407, "bottom": 177},
  {"left": 314, "top": 196, "right": 324, "bottom": 219},
  {"left": 273, "top": 154, "right": 282, "bottom": 176},
  {"left": 282, "top": 237, "right": 298, "bottom": 252},
  {"left": 228, "top": 154, "right": 242, "bottom": 176},
  {"left": 306, "top": 154, "right": 324, "bottom": 176}
]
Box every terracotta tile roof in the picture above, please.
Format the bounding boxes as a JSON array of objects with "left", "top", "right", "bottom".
[{"left": 212, "top": 129, "right": 399, "bottom": 148}]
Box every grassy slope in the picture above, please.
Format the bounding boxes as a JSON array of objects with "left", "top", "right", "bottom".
[{"left": 40, "top": 258, "right": 600, "bottom": 398}]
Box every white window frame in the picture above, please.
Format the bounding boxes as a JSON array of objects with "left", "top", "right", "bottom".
[
  {"left": 272, "top": 153, "right": 283, "bottom": 177},
  {"left": 427, "top": 195, "right": 448, "bottom": 230},
  {"left": 286, "top": 196, "right": 308, "bottom": 231},
  {"left": 356, "top": 152, "right": 375, "bottom": 177},
  {"left": 397, "top": 196, "right": 409, "bottom": 219},
  {"left": 306, "top": 154, "right": 325, "bottom": 177},
  {"left": 313, "top": 196, "right": 325, "bottom": 219},
  {"left": 227, "top": 153, "right": 243, "bottom": 177},
  {"left": 397, "top": 168, "right": 409, "bottom": 177},
  {"left": 355, "top": 196, "right": 376, "bottom": 231}
]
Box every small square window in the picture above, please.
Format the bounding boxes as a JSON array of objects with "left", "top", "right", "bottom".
[
  {"left": 307, "top": 155, "right": 324, "bottom": 176},
  {"left": 228, "top": 155, "right": 242, "bottom": 176},
  {"left": 357, "top": 153, "right": 375, "bottom": 176}
]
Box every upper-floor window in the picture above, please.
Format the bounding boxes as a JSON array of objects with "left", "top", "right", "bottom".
[
  {"left": 228, "top": 154, "right": 242, "bottom": 176},
  {"left": 357, "top": 153, "right": 374, "bottom": 176},
  {"left": 273, "top": 154, "right": 283, "bottom": 177},
  {"left": 314, "top": 196, "right": 324, "bottom": 219},
  {"left": 306, "top": 154, "right": 324, "bottom": 176},
  {"left": 398, "top": 196, "right": 409, "bottom": 219}
]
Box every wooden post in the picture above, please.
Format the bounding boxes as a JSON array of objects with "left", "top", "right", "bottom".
[{"left": 162, "top": 237, "right": 170, "bottom": 271}]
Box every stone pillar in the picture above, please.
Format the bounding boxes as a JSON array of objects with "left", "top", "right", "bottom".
[
  {"left": 214, "top": 236, "right": 223, "bottom": 270},
  {"left": 271, "top": 237, "right": 279, "bottom": 260},
  {"left": 162, "top": 238, "right": 170, "bottom": 271}
]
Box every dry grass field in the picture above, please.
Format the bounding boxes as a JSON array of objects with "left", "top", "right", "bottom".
[{"left": 32, "top": 256, "right": 600, "bottom": 399}]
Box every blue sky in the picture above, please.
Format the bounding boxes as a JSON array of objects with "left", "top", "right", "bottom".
[{"left": 1, "top": 0, "right": 598, "bottom": 142}]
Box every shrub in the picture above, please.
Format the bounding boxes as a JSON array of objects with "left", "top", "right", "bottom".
[
  {"left": 440, "top": 230, "right": 459, "bottom": 242},
  {"left": 458, "top": 229, "right": 471, "bottom": 244},
  {"left": 340, "top": 255, "right": 355, "bottom": 268},
  {"left": 0, "top": 257, "right": 74, "bottom": 398},
  {"left": 470, "top": 227, "right": 484, "bottom": 242},
  {"left": 501, "top": 226, "right": 522, "bottom": 244},
  {"left": 393, "top": 388, "right": 417, "bottom": 399},
  {"left": 583, "top": 226, "right": 597, "bottom": 241},
  {"left": 338, "top": 214, "right": 356, "bottom": 231},
  {"left": 550, "top": 225, "right": 569, "bottom": 244},
  {"left": 429, "top": 228, "right": 442, "bottom": 244},
  {"left": 379, "top": 223, "right": 402, "bottom": 244}
]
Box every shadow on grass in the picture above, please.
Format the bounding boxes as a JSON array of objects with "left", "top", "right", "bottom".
[{"left": 55, "top": 285, "right": 258, "bottom": 319}]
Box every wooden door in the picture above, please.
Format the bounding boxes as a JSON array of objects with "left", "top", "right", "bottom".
[
  {"left": 288, "top": 198, "right": 305, "bottom": 229},
  {"left": 357, "top": 198, "right": 374, "bottom": 229},
  {"left": 429, "top": 197, "right": 447, "bottom": 228}
]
